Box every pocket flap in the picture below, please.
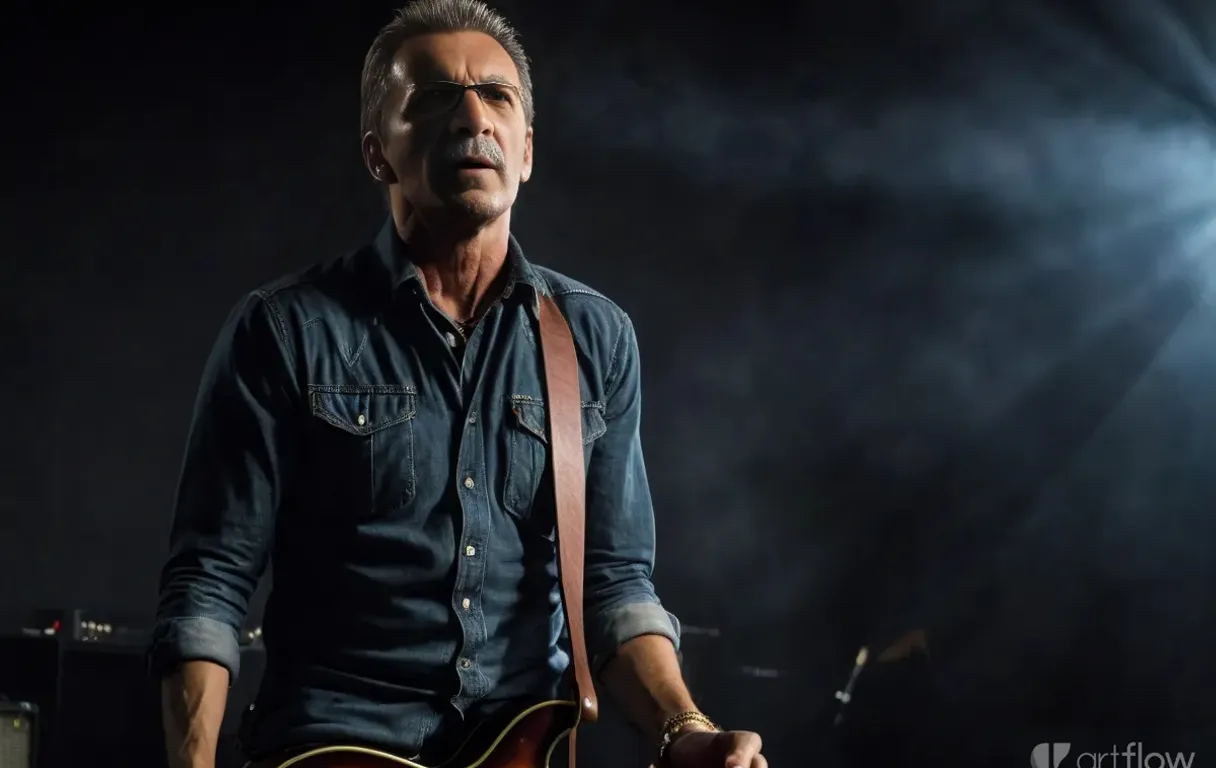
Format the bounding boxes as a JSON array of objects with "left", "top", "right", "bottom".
[
  {"left": 309, "top": 384, "right": 418, "bottom": 436},
  {"left": 510, "top": 397, "right": 607, "bottom": 445}
]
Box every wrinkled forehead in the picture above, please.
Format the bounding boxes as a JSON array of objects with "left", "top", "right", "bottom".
[{"left": 391, "top": 31, "right": 521, "bottom": 90}]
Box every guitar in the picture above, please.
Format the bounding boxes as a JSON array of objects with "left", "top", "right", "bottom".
[
  {"left": 262, "top": 699, "right": 580, "bottom": 768},
  {"left": 259, "top": 631, "right": 928, "bottom": 768}
]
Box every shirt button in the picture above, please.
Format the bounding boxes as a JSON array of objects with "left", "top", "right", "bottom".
[
  {"left": 356, "top": 413, "right": 366, "bottom": 426},
  {"left": 463, "top": 476, "right": 475, "bottom": 489},
  {"left": 465, "top": 545, "right": 476, "bottom": 557},
  {"left": 445, "top": 332, "right": 458, "bottom": 347},
  {"left": 461, "top": 597, "right": 471, "bottom": 610},
  {"left": 459, "top": 657, "right": 472, "bottom": 669},
  {"left": 467, "top": 413, "right": 477, "bottom": 424}
]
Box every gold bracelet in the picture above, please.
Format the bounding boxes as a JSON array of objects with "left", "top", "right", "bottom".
[{"left": 657, "top": 710, "right": 720, "bottom": 761}]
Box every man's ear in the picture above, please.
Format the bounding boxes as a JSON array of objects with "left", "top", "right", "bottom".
[
  {"left": 362, "top": 132, "right": 398, "bottom": 184},
  {"left": 520, "top": 125, "right": 533, "bottom": 183}
]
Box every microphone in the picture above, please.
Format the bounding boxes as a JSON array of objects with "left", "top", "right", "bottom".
[{"left": 833, "top": 646, "right": 869, "bottom": 727}]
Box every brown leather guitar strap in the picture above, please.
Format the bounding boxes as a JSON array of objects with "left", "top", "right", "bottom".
[{"left": 536, "top": 294, "right": 599, "bottom": 768}]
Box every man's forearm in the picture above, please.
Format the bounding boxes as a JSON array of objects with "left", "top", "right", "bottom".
[
  {"left": 161, "top": 660, "right": 230, "bottom": 768},
  {"left": 599, "top": 633, "right": 706, "bottom": 742}
]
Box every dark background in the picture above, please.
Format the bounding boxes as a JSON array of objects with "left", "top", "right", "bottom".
[{"left": 4, "top": 0, "right": 1216, "bottom": 765}]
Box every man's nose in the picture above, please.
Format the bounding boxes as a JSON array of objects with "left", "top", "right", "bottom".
[{"left": 448, "top": 88, "right": 493, "bottom": 136}]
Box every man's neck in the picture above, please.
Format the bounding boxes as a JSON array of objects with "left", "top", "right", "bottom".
[{"left": 396, "top": 210, "right": 513, "bottom": 322}]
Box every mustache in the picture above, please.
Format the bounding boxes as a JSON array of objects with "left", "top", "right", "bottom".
[{"left": 434, "top": 137, "right": 505, "bottom": 169}]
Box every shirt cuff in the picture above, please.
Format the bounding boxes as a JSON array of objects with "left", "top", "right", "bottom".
[
  {"left": 589, "top": 601, "right": 681, "bottom": 673},
  {"left": 146, "top": 616, "right": 242, "bottom": 683}
]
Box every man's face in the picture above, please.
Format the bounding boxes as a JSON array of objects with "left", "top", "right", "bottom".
[{"left": 372, "top": 31, "right": 533, "bottom": 225}]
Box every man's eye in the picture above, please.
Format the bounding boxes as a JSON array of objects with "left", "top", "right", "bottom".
[
  {"left": 414, "top": 88, "right": 451, "bottom": 106},
  {"left": 481, "top": 85, "right": 513, "bottom": 102}
]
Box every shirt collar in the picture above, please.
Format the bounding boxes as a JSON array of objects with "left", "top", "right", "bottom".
[{"left": 373, "top": 216, "right": 550, "bottom": 302}]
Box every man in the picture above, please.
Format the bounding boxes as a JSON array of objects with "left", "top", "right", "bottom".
[{"left": 149, "top": 2, "right": 766, "bottom": 767}]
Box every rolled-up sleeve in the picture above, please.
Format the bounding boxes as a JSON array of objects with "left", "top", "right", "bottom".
[
  {"left": 583, "top": 313, "right": 680, "bottom": 672},
  {"left": 147, "top": 290, "right": 298, "bottom": 683}
]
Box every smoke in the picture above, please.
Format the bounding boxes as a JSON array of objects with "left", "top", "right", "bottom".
[
  {"left": 540, "top": 3, "right": 1216, "bottom": 204},
  {"left": 521, "top": 0, "right": 1216, "bottom": 728}
]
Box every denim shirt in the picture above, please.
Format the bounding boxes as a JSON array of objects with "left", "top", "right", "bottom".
[{"left": 147, "top": 219, "right": 680, "bottom": 760}]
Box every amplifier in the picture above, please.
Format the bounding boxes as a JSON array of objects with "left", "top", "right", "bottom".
[
  {"left": 54, "top": 640, "right": 164, "bottom": 768},
  {"left": 0, "top": 637, "right": 57, "bottom": 768},
  {"left": 0, "top": 701, "right": 36, "bottom": 768},
  {"left": 18, "top": 609, "right": 150, "bottom": 647}
]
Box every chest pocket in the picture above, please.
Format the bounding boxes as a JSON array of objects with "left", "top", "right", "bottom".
[
  {"left": 308, "top": 384, "right": 419, "bottom": 518},
  {"left": 504, "top": 395, "right": 608, "bottom": 533}
]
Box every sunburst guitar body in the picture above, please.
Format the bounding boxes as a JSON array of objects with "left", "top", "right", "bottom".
[{"left": 264, "top": 700, "right": 580, "bottom": 768}]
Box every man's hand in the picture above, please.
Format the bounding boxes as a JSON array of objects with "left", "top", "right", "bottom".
[{"left": 665, "top": 727, "right": 767, "bottom": 768}]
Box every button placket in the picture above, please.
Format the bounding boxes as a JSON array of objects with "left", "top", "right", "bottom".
[{"left": 448, "top": 320, "right": 497, "bottom": 710}]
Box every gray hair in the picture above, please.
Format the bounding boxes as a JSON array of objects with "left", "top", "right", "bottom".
[{"left": 359, "top": 0, "right": 535, "bottom": 139}]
